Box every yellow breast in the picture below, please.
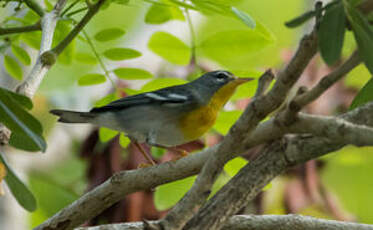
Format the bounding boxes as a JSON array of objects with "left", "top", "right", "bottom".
[{"left": 179, "top": 80, "right": 242, "bottom": 141}]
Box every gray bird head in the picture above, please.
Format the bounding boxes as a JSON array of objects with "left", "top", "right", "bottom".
[{"left": 190, "top": 70, "right": 254, "bottom": 103}]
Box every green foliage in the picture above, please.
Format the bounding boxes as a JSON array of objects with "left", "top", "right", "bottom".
[
  {"left": 78, "top": 73, "right": 107, "bottom": 86},
  {"left": 94, "top": 28, "right": 126, "bottom": 42},
  {"left": 343, "top": 0, "right": 373, "bottom": 74},
  {"left": 154, "top": 176, "right": 196, "bottom": 211},
  {"left": 99, "top": 127, "right": 119, "bottom": 142},
  {"left": 113, "top": 68, "right": 153, "bottom": 80},
  {"left": 285, "top": 10, "right": 316, "bottom": 28},
  {"left": 213, "top": 110, "right": 242, "bottom": 135},
  {"left": 231, "top": 7, "right": 256, "bottom": 29},
  {"left": 11, "top": 45, "right": 31, "bottom": 66},
  {"left": 75, "top": 52, "right": 98, "bottom": 64},
  {"left": 148, "top": 31, "right": 191, "bottom": 65},
  {"left": 199, "top": 27, "right": 273, "bottom": 68},
  {"left": 0, "top": 87, "right": 33, "bottom": 110},
  {"left": 103, "top": 48, "right": 142, "bottom": 61},
  {"left": 224, "top": 157, "right": 248, "bottom": 177},
  {"left": 119, "top": 133, "right": 130, "bottom": 148},
  {"left": 94, "top": 93, "right": 118, "bottom": 107},
  {"left": 349, "top": 78, "right": 373, "bottom": 110},
  {"left": 4, "top": 55, "right": 23, "bottom": 80},
  {"left": 140, "top": 78, "right": 188, "bottom": 92},
  {"left": 318, "top": 2, "right": 346, "bottom": 65},
  {"left": 0, "top": 153, "right": 37, "bottom": 212},
  {"left": 145, "top": 3, "right": 185, "bottom": 24},
  {"left": 0, "top": 88, "right": 46, "bottom": 152}
]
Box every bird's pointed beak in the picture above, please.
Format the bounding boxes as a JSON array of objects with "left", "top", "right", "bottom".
[{"left": 233, "top": 76, "right": 255, "bottom": 85}]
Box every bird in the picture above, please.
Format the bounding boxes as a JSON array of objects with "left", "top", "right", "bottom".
[{"left": 50, "top": 70, "right": 254, "bottom": 165}]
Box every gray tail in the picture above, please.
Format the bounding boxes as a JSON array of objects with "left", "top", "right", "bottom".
[{"left": 50, "top": 109, "right": 96, "bottom": 123}]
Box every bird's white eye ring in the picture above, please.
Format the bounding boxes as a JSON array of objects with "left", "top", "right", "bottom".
[{"left": 216, "top": 72, "right": 228, "bottom": 81}]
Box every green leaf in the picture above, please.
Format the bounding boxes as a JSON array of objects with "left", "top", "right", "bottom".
[
  {"left": 21, "top": 31, "right": 42, "bottom": 50},
  {"left": 145, "top": 3, "right": 184, "bottom": 24},
  {"left": 11, "top": 45, "right": 31, "bottom": 66},
  {"left": 119, "top": 134, "right": 130, "bottom": 148},
  {"left": 224, "top": 157, "right": 248, "bottom": 177},
  {"left": 75, "top": 53, "right": 97, "bottom": 65},
  {"left": 231, "top": 7, "right": 256, "bottom": 29},
  {"left": 78, "top": 73, "right": 107, "bottom": 86},
  {"left": 94, "top": 28, "right": 126, "bottom": 42},
  {"left": 0, "top": 87, "right": 33, "bottom": 110},
  {"left": 0, "top": 90, "right": 46, "bottom": 152},
  {"left": 285, "top": 10, "right": 315, "bottom": 28},
  {"left": 99, "top": 127, "right": 119, "bottom": 142},
  {"left": 113, "top": 68, "right": 153, "bottom": 80},
  {"left": 4, "top": 55, "right": 23, "bottom": 80},
  {"left": 213, "top": 110, "right": 242, "bottom": 135},
  {"left": 103, "top": 48, "right": 141, "bottom": 61},
  {"left": 199, "top": 29, "right": 273, "bottom": 67},
  {"left": 154, "top": 176, "right": 196, "bottom": 211},
  {"left": 349, "top": 78, "right": 373, "bottom": 110},
  {"left": 0, "top": 153, "right": 37, "bottom": 212},
  {"left": 148, "top": 31, "right": 191, "bottom": 65},
  {"left": 140, "top": 78, "right": 188, "bottom": 92},
  {"left": 318, "top": 3, "right": 346, "bottom": 65},
  {"left": 344, "top": 0, "right": 373, "bottom": 74},
  {"left": 94, "top": 93, "right": 118, "bottom": 107}
]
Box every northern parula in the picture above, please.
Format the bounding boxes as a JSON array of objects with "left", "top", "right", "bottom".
[{"left": 51, "top": 71, "right": 253, "bottom": 151}]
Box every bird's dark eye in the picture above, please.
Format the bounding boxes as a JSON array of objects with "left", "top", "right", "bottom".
[{"left": 216, "top": 72, "right": 228, "bottom": 80}]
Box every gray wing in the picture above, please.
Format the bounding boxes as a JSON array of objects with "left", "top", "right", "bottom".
[{"left": 90, "top": 84, "right": 198, "bottom": 113}]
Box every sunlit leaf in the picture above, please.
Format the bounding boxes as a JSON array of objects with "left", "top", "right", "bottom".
[
  {"left": 75, "top": 53, "right": 97, "bottom": 65},
  {"left": 0, "top": 153, "right": 37, "bottom": 211},
  {"left": 213, "top": 110, "right": 242, "bottom": 135},
  {"left": 231, "top": 7, "right": 256, "bottom": 29},
  {"left": 103, "top": 48, "right": 141, "bottom": 61},
  {"left": 145, "top": 3, "right": 184, "bottom": 24},
  {"left": 140, "top": 78, "right": 188, "bottom": 92},
  {"left": 154, "top": 176, "right": 196, "bottom": 211},
  {"left": 0, "top": 89, "right": 46, "bottom": 152},
  {"left": 224, "top": 157, "right": 248, "bottom": 177},
  {"left": 78, "top": 73, "right": 106, "bottom": 86},
  {"left": 94, "top": 93, "right": 118, "bottom": 107},
  {"left": 148, "top": 31, "right": 191, "bottom": 65},
  {"left": 94, "top": 28, "right": 126, "bottom": 42},
  {"left": 11, "top": 45, "right": 31, "bottom": 66},
  {"left": 318, "top": 2, "right": 346, "bottom": 65},
  {"left": 119, "top": 134, "right": 130, "bottom": 148},
  {"left": 113, "top": 68, "right": 153, "bottom": 80},
  {"left": 21, "top": 31, "right": 42, "bottom": 50},
  {"left": 99, "top": 127, "right": 119, "bottom": 142},
  {"left": 199, "top": 29, "right": 273, "bottom": 67},
  {"left": 4, "top": 55, "right": 23, "bottom": 80},
  {"left": 349, "top": 78, "right": 373, "bottom": 110}
]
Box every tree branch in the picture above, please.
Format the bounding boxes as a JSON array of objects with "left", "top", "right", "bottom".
[
  {"left": 182, "top": 103, "right": 373, "bottom": 230},
  {"left": 34, "top": 98, "right": 373, "bottom": 230},
  {"left": 159, "top": 26, "right": 318, "bottom": 230},
  {"left": 75, "top": 215, "right": 373, "bottom": 230},
  {"left": 15, "top": 0, "right": 68, "bottom": 98},
  {"left": 0, "top": 22, "right": 41, "bottom": 36}
]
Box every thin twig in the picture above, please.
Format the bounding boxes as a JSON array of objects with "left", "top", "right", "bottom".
[
  {"left": 61, "top": 0, "right": 81, "bottom": 17},
  {"left": 65, "top": 7, "right": 89, "bottom": 17},
  {"left": 23, "top": 0, "right": 45, "bottom": 17},
  {"left": 0, "top": 22, "right": 41, "bottom": 36},
  {"left": 254, "top": 69, "right": 275, "bottom": 98}
]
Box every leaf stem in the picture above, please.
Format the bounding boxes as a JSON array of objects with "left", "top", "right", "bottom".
[
  {"left": 60, "top": 0, "right": 81, "bottom": 17},
  {"left": 185, "top": 7, "right": 197, "bottom": 64},
  {"left": 23, "top": 0, "right": 45, "bottom": 17},
  {"left": 0, "top": 22, "right": 41, "bottom": 36},
  {"left": 65, "top": 7, "right": 89, "bottom": 17},
  {"left": 82, "top": 30, "right": 117, "bottom": 90}
]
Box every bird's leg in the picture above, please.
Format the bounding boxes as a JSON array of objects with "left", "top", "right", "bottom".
[{"left": 133, "top": 141, "right": 156, "bottom": 166}]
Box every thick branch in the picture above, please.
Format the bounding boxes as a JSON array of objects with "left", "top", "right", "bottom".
[
  {"left": 75, "top": 215, "right": 373, "bottom": 230},
  {"left": 160, "top": 26, "right": 318, "bottom": 230},
  {"left": 0, "top": 22, "right": 41, "bottom": 36},
  {"left": 15, "top": 0, "right": 68, "bottom": 98},
  {"left": 183, "top": 103, "right": 373, "bottom": 230},
  {"left": 35, "top": 99, "right": 373, "bottom": 230}
]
